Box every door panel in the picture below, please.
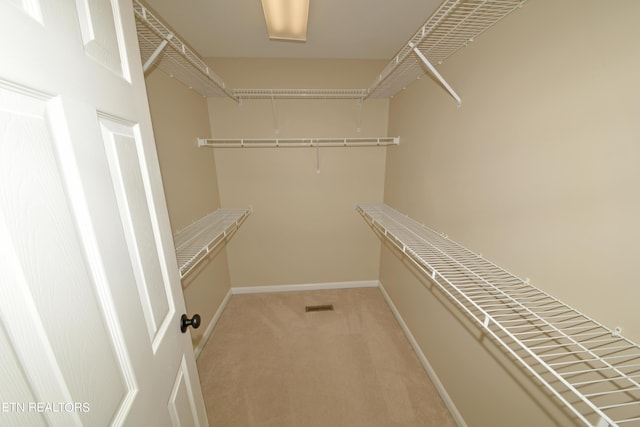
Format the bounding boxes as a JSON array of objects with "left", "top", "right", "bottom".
[
  {"left": 0, "top": 297, "right": 47, "bottom": 427},
  {"left": 6, "top": 0, "right": 43, "bottom": 22},
  {"left": 168, "top": 357, "right": 200, "bottom": 427},
  {"left": 99, "top": 115, "right": 173, "bottom": 345},
  {"left": 75, "top": 0, "right": 128, "bottom": 79},
  {"left": 0, "top": 80, "right": 134, "bottom": 425}
]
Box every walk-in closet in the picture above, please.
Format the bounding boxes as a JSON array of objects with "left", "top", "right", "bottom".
[{"left": 138, "top": 0, "right": 640, "bottom": 425}]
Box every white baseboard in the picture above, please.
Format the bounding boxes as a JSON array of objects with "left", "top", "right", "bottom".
[
  {"left": 230, "top": 280, "right": 379, "bottom": 295},
  {"left": 194, "top": 288, "right": 232, "bottom": 359},
  {"left": 377, "top": 281, "right": 468, "bottom": 427}
]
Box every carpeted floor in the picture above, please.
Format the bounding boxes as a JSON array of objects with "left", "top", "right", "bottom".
[{"left": 196, "top": 287, "right": 456, "bottom": 427}]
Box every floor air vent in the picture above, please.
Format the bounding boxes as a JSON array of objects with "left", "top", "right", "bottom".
[{"left": 304, "top": 304, "right": 334, "bottom": 313}]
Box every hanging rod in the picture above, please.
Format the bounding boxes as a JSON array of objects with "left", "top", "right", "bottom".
[{"left": 197, "top": 137, "right": 400, "bottom": 148}]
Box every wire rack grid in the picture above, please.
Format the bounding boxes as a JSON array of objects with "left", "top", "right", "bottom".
[
  {"left": 132, "top": 0, "right": 526, "bottom": 102},
  {"left": 357, "top": 203, "right": 640, "bottom": 427},
  {"left": 366, "top": 0, "right": 527, "bottom": 99},
  {"left": 132, "top": 0, "right": 237, "bottom": 100},
  {"left": 173, "top": 208, "right": 250, "bottom": 278},
  {"left": 233, "top": 88, "right": 368, "bottom": 100}
]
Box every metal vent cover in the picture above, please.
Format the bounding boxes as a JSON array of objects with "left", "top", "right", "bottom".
[{"left": 304, "top": 304, "right": 334, "bottom": 313}]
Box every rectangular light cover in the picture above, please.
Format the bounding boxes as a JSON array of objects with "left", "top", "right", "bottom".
[{"left": 260, "top": 0, "right": 309, "bottom": 42}]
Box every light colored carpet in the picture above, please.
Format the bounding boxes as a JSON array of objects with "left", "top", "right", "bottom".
[{"left": 196, "top": 287, "right": 456, "bottom": 427}]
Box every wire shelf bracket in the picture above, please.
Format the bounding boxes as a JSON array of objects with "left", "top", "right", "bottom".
[
  {"left": 173, "top": 208, "right": 251, "bottom": 279},
  {"left": 142, "top": 34, "right": 172, "bottom": 73},
  {"left": 410, "top": 42, "right": 462, "bottom": 107},
  {"left": 356, "top": 203, "right": 640, "bottom": 427}
]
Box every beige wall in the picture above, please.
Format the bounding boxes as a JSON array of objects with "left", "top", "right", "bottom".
[
  {"left": 207, "top": 59, "right": 389, "bottom": 286},
  {"left": 382, "top": 0, "right": 640, "bottom": 426},
  {"left": 145, "top": 70, "right": 231, "bottom": 348}
]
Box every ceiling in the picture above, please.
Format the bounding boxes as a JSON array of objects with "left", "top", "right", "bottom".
[{"left": 143, "top": 0, "right": 443, "bottom": 60}]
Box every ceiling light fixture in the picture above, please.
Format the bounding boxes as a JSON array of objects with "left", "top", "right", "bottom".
[{"left": 260, "top": 0, "right": 309, "bottom": 42}]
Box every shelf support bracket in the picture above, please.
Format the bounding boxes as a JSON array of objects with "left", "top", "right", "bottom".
[
  {"left": 143, "top": 34, "right": 173, "bottom": 73},
  {"left": 409, "top": 43, "right": 461, "bottom": 107}
]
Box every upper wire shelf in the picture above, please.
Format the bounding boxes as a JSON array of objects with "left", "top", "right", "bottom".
[
  {"left": 366, "top": 0, "right": 527, "bottom": 100},
  {"left": 133, "top": 1, "right": 525, "bottom": 103},
  {"left": 357, "top": 203, "right": 640, "bottom": 427},
  {"left": 173, "top": 208, "right": 250, "bottom": 278},
  {"left": 233, "top": 89, "right": 368, "bottom": 100},
  {"left": 133, "top": 0, "right": 238, "bottom": 101}
]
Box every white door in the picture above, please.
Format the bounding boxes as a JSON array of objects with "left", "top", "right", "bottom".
[{"left": 0, "top": 1, "right": 208, "bottom": 426}]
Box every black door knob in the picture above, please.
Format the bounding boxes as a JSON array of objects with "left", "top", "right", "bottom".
[{"left": 180, "top": 313, "right": 201, "bottom": 333}]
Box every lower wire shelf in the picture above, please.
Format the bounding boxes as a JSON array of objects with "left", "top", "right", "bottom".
[
  {"left": 173, "top": 208, "right": 250, "bottom": 279},
  {"left": 356, "top": 203, "right": 640, "bottom": 427}
]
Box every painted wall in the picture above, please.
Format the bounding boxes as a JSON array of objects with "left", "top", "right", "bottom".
[
  {"left": 207, "top": 59, "right": 389, "bottom": 287},
  {"left": 145, "top": 70, "right": 231, "bottom": 349},
  {"left": 381, "top": 0, "right": 640, "bottom": 426}
]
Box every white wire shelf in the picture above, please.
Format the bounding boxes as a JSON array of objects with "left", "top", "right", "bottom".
[
  {"left": 357, "top": 203, "right": 640, "bottom": 427},
  {"left": 133, "top": 0, "right": 525, "bottom": 104},
  {"left": 173, "top": 208, "right": 250, "bottom": 278},
  {"left": 233, "top": 89, "right": 368, "bottom": 100},
  {"left": 197, "top": 137, "right": 399, "bottom": 148},
  {"left": 366, "top": 0, "right": 527, "bottom": 100},
  {"left": 133, "top": 0, "right": 238, "bottom": 101}
]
